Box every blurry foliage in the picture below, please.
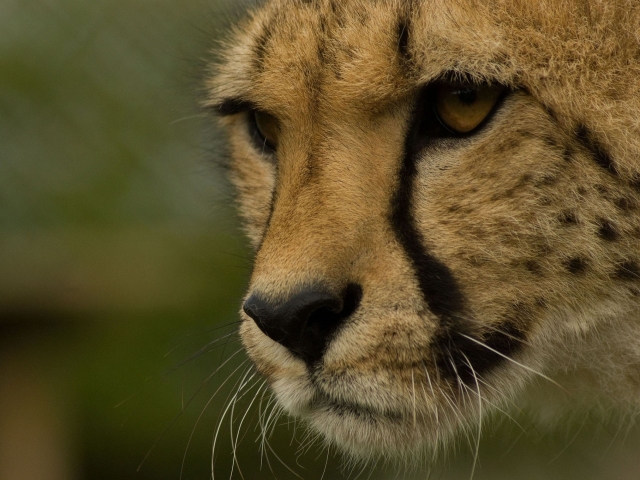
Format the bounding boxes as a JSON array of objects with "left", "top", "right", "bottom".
[{"left": 1, "top": 1, "right": 639, "bottom": 479}]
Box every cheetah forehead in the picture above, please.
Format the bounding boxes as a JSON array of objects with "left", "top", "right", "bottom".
[{"left": 209, "top": 0, "right": 640, "bottom": 131}]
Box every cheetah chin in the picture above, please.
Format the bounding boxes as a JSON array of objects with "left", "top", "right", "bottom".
[{"left": 207, "top": 0, "right": 640, "bottom": 461}]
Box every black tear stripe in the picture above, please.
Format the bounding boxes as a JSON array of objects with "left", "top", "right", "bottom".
[
  {"left": 576, "top": 124, "right": 618, "bottom": 175},
  {"left": 390, "top": 91, "right": 525, "bottom": 385}
]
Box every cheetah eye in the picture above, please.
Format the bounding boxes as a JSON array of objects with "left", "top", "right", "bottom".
[
  {"left": 250, "top": 110, "right": 280, "bottom": 153},
  {"left": 434, "top": 83, "right": 505, "bottom": 134}
]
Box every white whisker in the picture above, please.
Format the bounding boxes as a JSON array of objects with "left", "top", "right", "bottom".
[{"left": 459, "top": 334, "right": 567, "bottom": 392}]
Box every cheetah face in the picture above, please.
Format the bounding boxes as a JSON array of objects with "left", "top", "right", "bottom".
[{"left": 208, "top": 0, "right": 640, "bottom": 459}]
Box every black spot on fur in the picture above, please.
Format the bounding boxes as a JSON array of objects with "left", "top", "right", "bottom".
[
  {"left": 542, "top": 104, "right": 558, "bottom": 121},
  {"left": 597, "top": 219, "right": 619, "bottom": 241},
  {"left": 575, "top": 124, "right": 618, "bottom": 175},
  {"left": 563, "top": 149, "right": 573, "bottom": 162},
  {"left": 520, "top": 173, "right": 533, "bottom": 184},
  {"left": 594, "top": 184, "right": 609, "bottom": 197},
  {"left": 524, "top": 260, "right": 543, "bottom": 275},
  {"left": 558, "top": 211, "right": 578, "bottom": 225},
  {"left": 536, "top": 174, "right": 557, "bottom": 187},
  {"left": 542, "top": 135, "right": 561, "bottom": 149},
  {"left": 615, "top": 261, "right": 640, "bottom": 281},
  {"left": 317, "top": 40, "right": 327, "bottom": 64},
  {"left": 566, "top": 257, "right": 588, "bottom": 274},
  {"left": 615, "top": 197, "right": 637, "bottom": 211},
  {"left": 493, "top": 137, "right": 522, "bottom": 154}
]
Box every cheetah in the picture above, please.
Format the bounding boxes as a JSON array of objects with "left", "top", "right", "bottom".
[{"left": 206, "top": 0, "right": 640, "bottom": 464}]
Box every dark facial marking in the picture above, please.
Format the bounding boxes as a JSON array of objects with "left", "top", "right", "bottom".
[
  {"left": 397, "top": 19, "right": 410, "bottom": 64},
  {"left": 566, "top": 257, "right": 588, "bottom": 274},
  {"left": 615, "top": 261, "right": 640, "bottom": 281},
  {"left": 433, "top": 319, "right": 526, "bottom": 385},
  {"left": 558, "top": 210, "right": 578, "bottom": 225},
  {"left": 253, "top": 19, "right": 275, "bottom": 71},
  {"left": 597, "top": 219, "right": 619, "bottom": 241},
  {"left": 575, "top": 124, "right": 618, "bottom": 175},
  {"left": 542, "top": 104, "right": 558, "bottom": 121},
  {"left": 536, "top": 174, "right": 557, "bottom": 187},
  {"left": 316, "top": 14, "right": 328, "bottom": 63},
  {"left": 615, "top": 197, "right": 637, "bottom": 211},
  {"left": 493, "top": 137, "right": 522, "bottom": 154},
  {"left": 524, "top": 260, "right": 543, "bottom": 275},
  {"left": 542, "top": 135, "right": 564, "bottom": 152},
  {"left": 392, "top": 90, "right": 525, "bottom": 384},
  {"left": 391, "top": 96, "right": 465, "bottom": 319},
  {"left": 594, "top": 184, "right": 609, "bottom": 197}
]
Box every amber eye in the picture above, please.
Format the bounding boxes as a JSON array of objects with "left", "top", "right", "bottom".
[
  {"left": 434, "top": 83, "right": 505, "bottom": 134},
  {"left": 252, "top": 110, "right": 280, "bottom": 151}
]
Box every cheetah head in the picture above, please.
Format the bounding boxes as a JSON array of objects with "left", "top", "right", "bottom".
[{"left": 207, "top": 0, "right": 640, "bottom": 460}]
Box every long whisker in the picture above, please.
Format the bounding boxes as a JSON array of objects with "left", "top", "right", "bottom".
[
  {"left": 421, "top": 361, "right": 439, "bottom": 426},
  {"left": 459, "top": 334, "right": 567, "bottom": 392},
  {"left": 228, "top": 369, "right": 258, "bottom": 480},
  {"left": 180, "top": 359, "right": 249, "bottom": 480},
  {"left": 115, "top": 327, "right": 240, "bottom": 411},
  {"left": 411, "top": 370, "right": 418, "bottom": 429},
  {"left": 266, "top": 435, "right": 304, "bottom": 480},
  {"left": 163, "top": 322, "right": 240, "bottom": 359},
  {"left": 138, "top": 348, "right": 244, "bottom": 472},
  {"left": 256, "top": 386, "right": 272, "bottom": 470},
  {"left": 233, "top": 379, "right": 267, "bottom": 456},
  {"left": 447, "top": 358, "right": 477, "bottom": 456},
  {"left": 211, "top": 364, "right": 254, "bottom": 480},
  {"left": 460, "top": 353, "right": 483, "bottom": 480},
  {"left": 169, "top": 331, "right": 239, "bottom": 374},
  {"left": 474, "top": 377, "right": 530, "bottom": 435}
]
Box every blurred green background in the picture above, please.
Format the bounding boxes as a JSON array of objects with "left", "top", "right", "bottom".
[{"left": 1, "top": 1, "right": 639, "bottom": 479}]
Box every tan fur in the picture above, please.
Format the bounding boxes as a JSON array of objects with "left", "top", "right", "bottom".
[{"left": 207, "top": 0, "right": 640, "bottom": 461}]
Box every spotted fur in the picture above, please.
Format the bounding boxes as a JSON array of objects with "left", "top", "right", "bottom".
[{"left": 206, "top": 0, "right": 640, "bottom": 460}]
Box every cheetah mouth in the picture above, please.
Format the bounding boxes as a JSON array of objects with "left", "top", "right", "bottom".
[
  {"left": 307, "top": 390, "right": 404, "bottom": 423},
  {"left": 295, "top": 387, "right": 430, "bottom": 457}
]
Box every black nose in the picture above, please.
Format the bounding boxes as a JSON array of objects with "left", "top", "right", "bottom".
[{"left": 242, "top": 283, "right": 362, "bottom": 366}]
